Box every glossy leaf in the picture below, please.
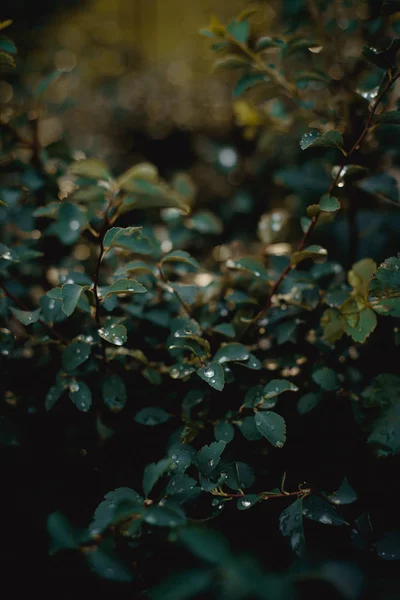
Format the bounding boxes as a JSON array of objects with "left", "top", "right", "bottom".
[
  {"left": 98, "top": 323, "right": 127, "bottom": 346},
  {"left": 161, "top": 250, "right": 200, "bottom": 270},
  {"left": 197, "top": 362, "right": 225, "bottom": 391},
  {"left": 320, "top": 195, "right": 341, "bottom": 212},
  {"left": 62, "top": 341, "right": 91, "bottom": 372},
  {"left": 69, "top": 380, "right": 92, "bottom": 412},
  {"left": 102, "top": 279, "right": 147, "bottom": 298},
  {"left": 10, "top": 307, "right": 41, "bottom": 326},
  {"left": 225, "top": 257, "right": 269, "bottom": 280},
  {"left": 312, "top": 367, "right": 340, "bottom": 391},
  {"left": 214, "top": 342, "right": 249, "bottom": 364},
  {"left": 254, "top": 411, "right": 286, "bottom": 448},
  {"left": 196, "top": 441, "right": 226, "bottom": 476},
  {"left": 300, "top": 130, "right": 344, "bottom": 151},
  {"left": 263, "top": 379, "right": 299, "bottom": 400},
  {"left": 291, "top": 245, "right": 328, "bottom": 266},
  {"left": 70, "top": 158, "right": 111, "bottom": 180},
  {"left": 279, "top": 498, "right": 305, "bottom": 555}
]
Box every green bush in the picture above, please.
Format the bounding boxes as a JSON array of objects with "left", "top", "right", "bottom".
[{"left": 2, "top": 3, "right": 400, "bottom": 597}]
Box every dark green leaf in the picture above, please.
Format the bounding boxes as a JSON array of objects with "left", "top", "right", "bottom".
[
  {"left": 196, "top": 441, "right": 226, "bottom": 476},
  {"left": 214, "top": 342, "right": 249, "bottom": 364},
  {"left": 98, "top": 323, "right": 127, "bottom": 346},
  {"left": 103, "top": 279, "right": 147, "bottom": 298},
  {"left": 312, "top": 367, "right": 340, "bottom": 391},
  {"left": 215, "top": 421, "right": 235, "bottom": 443},
  {"left": 47, "top": 512, "right": 81, "bottom": 555},
  {"left": 320, "top": 195, "right": 341, "bottom": 212},
  {"left": 280, "top": 498, "right": 305, "bottom": 555},
  {"left": 263, "top": 379, "right": 299, "bottom": 400},
  {"left": 227, "top": 20, "right": 249, "bottom": 44},
  {"left": 61, "top": 283, "right": 88, "bottom": 317},
  {"left": 233, "top": 73, "right": 268, "bottom": 97},
  {"left": 300, "top": 130, "right": 344, "bottom": 151},
  {"left": 225, "top": 256, "right": 269, "bottom": 280},
  {"left": 135, "top": 407, "right": 170, "bottom": 426},
  {"left": 254, "top": 411, "right": 286, "bottom": 448},
  {"left": 10, "top": 306, "right": 41, "bottom": 326},
  {"left": 143, "top": 458, "right": 172, "bottom": 497},
  {"left": 69, "top": 380, "right": 92, "bottom": 412},
  {"left": 62, "top": 341, "right": 91, "bottom": 372},
  {"left": 197, "top": 362, "right": 225, "bottom": 391},
  {"left": 161, "top": 250, "right": 200, "bottom": 270},
  {"left": 326, "top": 477, "right": 357, "bottom": 505},
  {"left": 102, "top": 375, "right": 127, "bottom": 411}
]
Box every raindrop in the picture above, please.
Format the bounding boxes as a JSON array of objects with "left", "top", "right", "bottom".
[
  {"left": 69, "top": 220, "right": 80, "bottom": 231},
  {"left": 241, "top": 500, "right": 252, "bottom": 508},
  {"left": 204, "top": 367, "right": 215, "bottom": 378}
]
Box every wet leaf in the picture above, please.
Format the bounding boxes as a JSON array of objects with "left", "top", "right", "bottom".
[{"left": 254, "top": 411, "right": 286, "bottom": 448}]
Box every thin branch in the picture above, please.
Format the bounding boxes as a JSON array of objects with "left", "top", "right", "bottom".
[
  {"left": 243, "top": 70, "right": 400, "bottom": 335},
  {"left": 157, "top": 264, "right": 203, "bottom": 332}
]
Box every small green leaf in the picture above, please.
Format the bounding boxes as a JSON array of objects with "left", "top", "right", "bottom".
[
  {"left": 103, "top": 226, "right": 143, "bottom": 251},
  {"left": 291, "top": 245, "right": 327, "bottom": 266},
  {"left": 56, "top": 202, "right": 85, "bottom": 245},
  {"left": 135, "top": 407, "right": 170, "bottom": 426},
  {"left": 61, "top": 283, "right": 88, "bottom": 317},
  {"left": 233, "top": 73, "right": 268, "bottom": 97},
  {"left": 0, "top": 36, "right": 16, "bottom": 54},
  {"left": 117, "top": 162, "right": 158, "bottom": 190},
  {"left": 279, "top": 498, "right": 305, "bottom": 555},
  {"left": 256, "top": 36, "right": 284, "bottom": 50},
  {"left": 70, "top": 158, "right": 111, "bottom": 180},
  {"left": 362, "top": 38, "right": 400, "bottom": 69},
  {"left": 321, "top": 308, "right": 345, "bottom": 344},
  {"left": 312, "top": 367, "right": 340, "bottom": 391},
  {"left": 344, "top": 307, "right": 377, "bottom": 343},
  {"left": 188, "top": 210, "right": 223, "bottom": 235},
  {"left": 69, "top": 380, "right": 92, "bottom": 412},
  {"left": 161, "top": 250, "right": 200, "bottom": 270},
  {"left": 102, "top": 375, "right": 127, "bottom": 411},
  {"left": 212, "top": 54, "right": 249, "bottom": 71},
  {"left": 225, "top": 257, "right": 269, "bottom": 280},
  {"left": 45, "top": 383, "right": 65, "bottom": 411},
  {"left": 300, "top": 130, "right": 344, "bottom": 151},
  {"left": 254, "top": 411, "right": 286, "bottom": 448},
  {"left": 263, "top": 379, "right": 299, "bottom": 400},
  {"left": 0, "top": 51, "right": 15, "bottom": 68},
  {"left": 197, "top": 362, "right": 225, "bottom": 391},
  {"left": 98, "top": 323, "right": 127, "bottom": 346},
  {"left": 227, "top": 20, "right": 249, "bottom": 44},
  {"left": 10, "top": 307, "right": 41, "bottom": 326},
  {"left": 47, "top": 512, "right": 80, "bottom": 555},
  {"left": 358, "top": 173, "right": 399, "bottom": 203},
  {"left": 212, "top": 323, "right": 235, "bottom": 338},
  {"left": 196, "top": 441, "right": 226, "bottom": 476},
  {"left": 326, "top": 477, "right": 357, "bottom": 505},
  {"left": 320, "top": 195, "right": 341, "bottom": 212},
  {"left": 214, "top": 342, "right": 249, "bottom": 364},
  {"left": 62, "top": 341, "right": 91, "bottom": 372},
  {"left": 215, "top": 421, "right": 235, "bottom": 443},
  {"left": 237, "top": 416, "right": 263, "bottom": 441},
  {"left": 143, "top": 458, "right": 172, "bottom": 498},
  {"left": 102, "top": 279, "right": 147, "bottom": 298},
  {"left": 224, "top": 461, "right": 255, "bottom": 490},
  {"left": 297, "top": 392, "right": 320, "bottom": 414},
  {"left": 303, "top": 494, "right": 347, "bottom": 526}
]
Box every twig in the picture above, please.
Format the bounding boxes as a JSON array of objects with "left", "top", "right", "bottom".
[
  {"left": 157, "top": 264, "right": 203, "bottom": 332},
  {"left": 243, "top": 70, "right": 400, "bottom": 336}
]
